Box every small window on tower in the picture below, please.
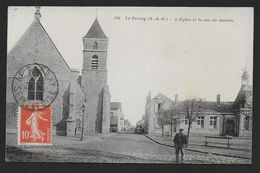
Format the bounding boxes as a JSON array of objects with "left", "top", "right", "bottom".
[
  {"left": 91, "top": 55, "right": 98, "bottom": 69},
  {"left": 93, "top": 42, "right": 98, "bottom": 49}
]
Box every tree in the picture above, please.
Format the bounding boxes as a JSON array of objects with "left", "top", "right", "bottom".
[
  {"left": 183, "top": 97, "right": 204, "bottom": 145},
  {"left": 157, "top": 104, "right": 180, "bottom": 138},
  {"left": 157, "top": 109, "right": 166, "bottom": 136},
  {"left": 161, "top": 107, "right": 180, "bottom": 138}
]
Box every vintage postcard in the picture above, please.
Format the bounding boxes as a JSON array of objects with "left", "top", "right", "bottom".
[{"left": 6, "top": 6, "right": 253, "bottom": 163}]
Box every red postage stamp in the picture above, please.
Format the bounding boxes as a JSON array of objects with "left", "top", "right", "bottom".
[{"left": 18, "top": 105, "right": 52, "bottom": 145}]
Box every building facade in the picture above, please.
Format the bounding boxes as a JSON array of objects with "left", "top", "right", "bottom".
[
  {"left": 6, "top": 7, "right": 111, "bottom": 136},
  {"left": 123, "top": 119, "right": 131, "bottom": 131},
  {"left": 144, "top": 70, "right": 252, "bottom": 137},
  {"left": 144, "top": 92, "right": 174, "bottom": 134},
  {"left": 110, "top": 102, "right": 124, "bottom": 132}
]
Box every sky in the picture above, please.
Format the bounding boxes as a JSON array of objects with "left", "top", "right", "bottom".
[{"left": 7, "top": 7, "right": 253, "bottom": 125}]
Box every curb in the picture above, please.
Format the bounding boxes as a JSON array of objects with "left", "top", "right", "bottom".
[
  {"left": 7, "top": 132, "right": 116, "bottom": 147},
  {"left": 144, "top": 135, "right": 251, "bottom": 160}
]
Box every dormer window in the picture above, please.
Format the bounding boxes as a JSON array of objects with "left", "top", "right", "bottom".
[
  {"left": 91, "top": 55, "right": 98, "bottom": 69},
  {"left": 93, "top": 41, "right": 98, "bottom": 49}
]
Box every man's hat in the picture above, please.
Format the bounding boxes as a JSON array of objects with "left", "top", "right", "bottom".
[{"left": 179, "top": 128, "right": 184, "bottom": 131}]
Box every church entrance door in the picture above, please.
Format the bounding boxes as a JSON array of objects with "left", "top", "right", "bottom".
[
  {"left": 244, "top": 116, "right": 250, "bottom": 131},
  {"left": 225, "top": 119, "right": 235, "bottom": 136}
]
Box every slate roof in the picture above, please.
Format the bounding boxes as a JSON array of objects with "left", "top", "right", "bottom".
[
  {"left": 84, "top": 19, "right": 108, "bottom": 39},
  {"left": 171, "top": 101, "right": 235, "bottom": 114},
  {"left": 7, "top": 17, "right": 73, "bottom": 75},
  {"left": 34, "top": 18, "right": 72, "bottom": 72},
  {"left": 152, "top": 92, "right": 173, "bottom": 102},
  {"left": 233, "top": 85, "right": 253, "bottom": 109},
  {"left": 110, "top": 102, "right": 121, "bottom": 110},
  {"left": 150, "top": 92, "right": 237, "bottom": 114},
  {"left": 202, "top": 101, "right": 235, "bottom": 113}
]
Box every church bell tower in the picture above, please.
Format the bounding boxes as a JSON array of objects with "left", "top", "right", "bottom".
[
  {"left": 241, "top": 70, "right": 249, "bottom": 87},
  {"left": 81, "top": 18, "right": 110, "bottom": 133}
]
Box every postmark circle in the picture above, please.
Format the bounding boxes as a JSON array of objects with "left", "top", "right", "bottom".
[{"left": 12, "top": 63, "right": 59, "bottom": 110}]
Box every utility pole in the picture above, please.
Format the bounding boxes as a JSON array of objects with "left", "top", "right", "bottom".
[{"left": 80, "top": 98, "right": 86, "bottom": 141}]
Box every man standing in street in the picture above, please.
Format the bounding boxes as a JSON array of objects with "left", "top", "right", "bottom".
[{"left": 173, "top": 128, "right": 188, "bottom": 163}]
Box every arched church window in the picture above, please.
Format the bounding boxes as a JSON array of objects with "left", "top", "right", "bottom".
[
  {"left": 36, "top": 76, "right": 44, "bottom": 100},
  {"left": 28, "top": 78, "right": 35, "bottom": 100},
  {"left": 93, "top": 41, "right": 98, "bottom": 49},
  {"left": 91, "top": 55, "right": 98, "bottom": 69},
  {"left": 28, "top": 66, "right": 44, "bottom": 101}
]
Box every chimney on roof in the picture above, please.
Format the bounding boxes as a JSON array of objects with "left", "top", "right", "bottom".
[
  {"left": 217, "top": 94, "right": 221, "bottom": 105},
  {"left": 174, "top": 94, "right": 178, "bottom": 104},
  {"left": 35, "top": 6, "right": 41, "bottom": 21}
]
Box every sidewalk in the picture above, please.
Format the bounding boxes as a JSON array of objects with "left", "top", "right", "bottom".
[
  {"left": 6, "top": 128, "right": 116, "bottom": 147},
  {"left": 145, "top": 134, "right": 252, "bottom": 159}
]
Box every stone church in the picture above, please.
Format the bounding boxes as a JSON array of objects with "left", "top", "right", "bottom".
[
  {"left": 6, "top": 7, "right": 111, "bottom": 136},
  {"left": 144, "top": 70, "right": 253, "bottom": 137}
]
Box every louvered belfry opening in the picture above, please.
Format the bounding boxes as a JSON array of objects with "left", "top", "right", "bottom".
[{"left": 91, "top": 55, "right": 98, "bottom": 69}]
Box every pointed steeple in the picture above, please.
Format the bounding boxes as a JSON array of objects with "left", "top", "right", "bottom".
[
  {"left": 234, "top": 69, "right": 252, "bottom": 109},
  {"left": 242, "top": 69, "right": 249, "bottom": 87},
  {"left": 34, "top": 6, "right": 41, "bottom": 21},
  {"left": 84, "top": 19, "right": 108, "bottom": 39}
]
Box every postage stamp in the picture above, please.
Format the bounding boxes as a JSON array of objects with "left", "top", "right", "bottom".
[{"left": 18, "top": 105, "right": 52, "bottom": 145}]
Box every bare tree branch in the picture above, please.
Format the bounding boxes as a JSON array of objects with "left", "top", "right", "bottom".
[{"left": 182, "top": 97, "right": 205, "bottom": 145}]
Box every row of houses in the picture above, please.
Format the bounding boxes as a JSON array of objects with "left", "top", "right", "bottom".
[
  {"left": 144, "top": 70, "right": 252, "bottom": 137},
  {"left": 110, "top": 102, "right": 132, "bottom": 132}
]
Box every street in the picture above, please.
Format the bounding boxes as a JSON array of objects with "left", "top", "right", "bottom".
[{"left": 6, "top": 133, "right": 251, "bottom": 164}]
